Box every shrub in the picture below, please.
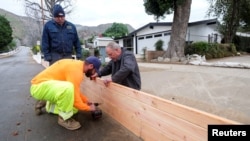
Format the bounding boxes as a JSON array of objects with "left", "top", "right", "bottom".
[
  {"left": 185, "top": 41, "right": 209, "bottom": 56},
  {"left": 142, "top": 47, "right": 147, "bottom": 60},
  {"left": 8, "top": 40, "right": 16, "bottom": 50},
  {"left": 154, "top": 39, "right": 164, "bottom": 51},
  {"left": 82, "top": 49, "right": 90, "bottom": 60},
  {"left": 0, "top": 15, "right": 13, "bottom": 49},
  {"left": 32, "top": 45, "right": 40, "bottom": 54},
  {"left": 80, "top": 39, "right": 84, "bottom": 45},
  {"left": 185, "top": 41, "right": 239, "bottom": 60},
  {"left": 205, "top": 53, "right": 213, "bottom": 59},
  {"left": 94, "top": 48, "right": 100, "bottom": 57}
]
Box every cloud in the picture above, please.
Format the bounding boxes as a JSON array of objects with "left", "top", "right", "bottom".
[{"left": 67, "top": 0, "right": 156, "bottom": 29}]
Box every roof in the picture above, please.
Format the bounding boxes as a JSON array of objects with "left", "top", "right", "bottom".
[
  {"left": 188, "top": 18, "right": 218, "bottom": 26},
  {"left": 93, "top": 36, "right": 113, "bottom": 41},
  {"left": 114, "top": 35, "right": 131, "bottom": 40},
  {"left": 128, "top": 18, "right": 218, "bottom": 36}
]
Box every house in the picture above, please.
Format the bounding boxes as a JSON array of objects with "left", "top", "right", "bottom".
[
  {"left": 115, "top": 18, "right": 221, "bottom": 55},
  {"left": 92, "top": 36, "right": 114, "bottom": 63},
  {"left": 93, "top": 36, "right": 114, "bottom": 48}
]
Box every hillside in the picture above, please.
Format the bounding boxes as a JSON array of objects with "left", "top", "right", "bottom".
[
  {"left": 0, "top": 8, "right": 41, "bottom": 47},
  {"left": 76, "top": 23, "right": 135, "bottom": 40},
  {"left": 0, "top": 8, "right": 135, "bottom": 47}
]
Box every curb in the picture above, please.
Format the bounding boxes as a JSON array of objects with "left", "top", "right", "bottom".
[{"left": 0, "top": 47, "right": 21, "bottom": 59}]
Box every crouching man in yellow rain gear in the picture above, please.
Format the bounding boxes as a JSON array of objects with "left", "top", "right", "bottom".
[{"left": 30, "top": 56, "right": 101, "bottom": 130}]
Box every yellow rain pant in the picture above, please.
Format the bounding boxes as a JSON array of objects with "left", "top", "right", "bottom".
[{"left": 30, "top": 80, "right": 77, "bottom": 120}]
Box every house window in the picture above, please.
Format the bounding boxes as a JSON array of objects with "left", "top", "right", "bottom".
[
  {"left": 146, "top": 35, "right": 152, "bottom": 39},
  {"left": 154, "top": 34, "right": 162, "bottom": 37},
  {"left": 164, "top": 32, "right": 171, "bottom": 36},
  {"left": 138, "top": 37, "right": 144, "bottom": 40}
]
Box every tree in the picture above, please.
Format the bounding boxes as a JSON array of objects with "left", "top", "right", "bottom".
[
  {"left": 23, "top": 0, "right": 75, "bottom": 43},
  {"left": 24, "top": 0, "right": 74, "bottom": 25},
  {"left": 0, "top": 15, "right": 13, "bottom": 50},
  {"left": 238, "top": 0, "right": 250, "bottom": 31},
  {"left": 102, "top": 23, "right": 129, "bottom": 38},
  {"left": 207, "top": 0, "right": 250, "bottom": 43},
  {"left": 144, "top": 0, "right": 173, "bottom": 22},
  {"left": 144, "top": 0, "right": 192, "bottom": 61},
  {"left": 207, "top": 0, "right": 240, "bottom": 43}
]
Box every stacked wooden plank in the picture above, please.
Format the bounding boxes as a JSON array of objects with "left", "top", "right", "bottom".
[{"left": 81, "top": 78, "right": 240, "bottom": 141}]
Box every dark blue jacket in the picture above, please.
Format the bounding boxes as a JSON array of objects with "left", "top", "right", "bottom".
[
  {"left": 98, "top": 48, "right": 141, "bottom": 90},
  {"left": 41, "top": 20, "right": 82, "bottom": 62}
]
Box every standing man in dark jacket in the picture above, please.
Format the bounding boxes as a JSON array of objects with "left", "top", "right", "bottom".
[
  {"left": 92, "top": 41, "right": 141, "bottom": 90},
  {"left": 41, "top": 4, "right": 82, "bottom": 65},
  {"left": 36, "top": 4, "right": 82, "bottom": 115}
]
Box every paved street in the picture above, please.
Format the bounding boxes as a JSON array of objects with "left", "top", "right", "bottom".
[
  {"left": 0, "top": 47, "right": 142, "bottom": 141},
  {"left": 1, "top": 46, "right": 249, "bottom": 141},
  {"left": 139, "top": 55, "right": 250, "bottom": 123}
]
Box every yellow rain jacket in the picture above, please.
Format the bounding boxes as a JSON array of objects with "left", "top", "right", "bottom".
[{"left": 31, "top": 59, "right": 90, "bottom": 111}]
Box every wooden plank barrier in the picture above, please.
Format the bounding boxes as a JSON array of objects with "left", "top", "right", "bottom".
[{"left": 81, "top": 78, "right": 240, "bottom": 141}]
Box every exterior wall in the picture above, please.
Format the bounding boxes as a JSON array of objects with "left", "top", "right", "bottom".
[
  {"left": 134, "top": 22, "right": 221, "bottom": 55},
  {"left": 116, "top": 39, "right": 124, "bottom": 47},
  {"left": 133, "top": 37, "right": 137, "bottom": 54},
  {"left": 137, "top": 32, "right": 171, "bottom": 54},
  {"left": 93, "top": 37, "right": 113, "bottom": 48},
  {"left": 135, "top": 26, "right": 172, "bottom": 54},
  {"left": 187, "top": 24, "right": 221, "bottom": 43}
]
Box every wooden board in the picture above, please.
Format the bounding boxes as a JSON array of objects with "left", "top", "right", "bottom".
[{"left": 81, "top": 78, "right": 240, "bottom": 141}]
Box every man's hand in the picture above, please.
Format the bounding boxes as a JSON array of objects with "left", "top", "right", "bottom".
[
  {"left": 90, "top": 72, "right": 98, "bottom": 80},
  {"left": 103, "top": 78, "right": 112, "bottom": 87}
]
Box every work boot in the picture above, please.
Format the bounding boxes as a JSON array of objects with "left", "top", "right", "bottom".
[
  {"left": 58, "top": 116, "right": 81, "bottom": 130},
  {"left": 35, "top": 100, "right": 46, "bottom": 115}
]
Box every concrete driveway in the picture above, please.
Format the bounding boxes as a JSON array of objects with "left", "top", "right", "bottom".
[{"left": 138, "top": 55, "right": 250, "bottom": 123}]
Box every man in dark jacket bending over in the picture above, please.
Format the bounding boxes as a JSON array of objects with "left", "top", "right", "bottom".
[{"left": 92, "top": 41, "right": 141, "bottom": 90}]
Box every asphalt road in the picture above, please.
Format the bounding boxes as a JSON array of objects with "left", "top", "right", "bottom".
[
  {"left": 139, "top": 55, "right": 250, "bottom": 124},
  {"left": 2, "top": 46, "right": 249, "bottom": 141},
  {"left": 0, "top": 47, "right": 142, "bottom": 141}
]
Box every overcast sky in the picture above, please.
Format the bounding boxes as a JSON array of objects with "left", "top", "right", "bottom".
[{"left": 0, "top": 0, "right": 213, "bottom": 29}]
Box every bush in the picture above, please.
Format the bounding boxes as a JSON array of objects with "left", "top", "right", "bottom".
[
  {"left": 8, "top": 40, "right": 16, "bottom": 50},
  {"left": 185, "top": 41, "right": 237, "bottom": 60},
  {"left": 205, "top": 53, "right": 213, "bottom": 59},
  {"left": 80, "top": 39, "right": 84, "bottom": 45},
  {"left": 142, "top": 47, "right": 147, "bottom": 60},
  {"left": 0, "top": 40, "right": 17, "bottom": 53},
  {"left": 82, "top": 49, "right": 90, "bottom": 60},
  {"left": 154, "top": 39, "right": 164, "bottom": 51},
  {"left": 0, "top": 15, "right": 13, "bottom": 49},
  {"left": 94, "top": 48, "right": 100, "bottom": 57},
  {"left": 186, "top": 41, "right": 209, "bottom": 55},
  {"left": 233, "top": 35, "right": 250, "bottom": 52},
  {"left": 32, "top": 45, "right": 40, "bottom": 54}
]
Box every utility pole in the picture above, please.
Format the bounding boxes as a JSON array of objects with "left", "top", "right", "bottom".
[{"left": 41, "top": 0, "right": 44, "bottom": 25}]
